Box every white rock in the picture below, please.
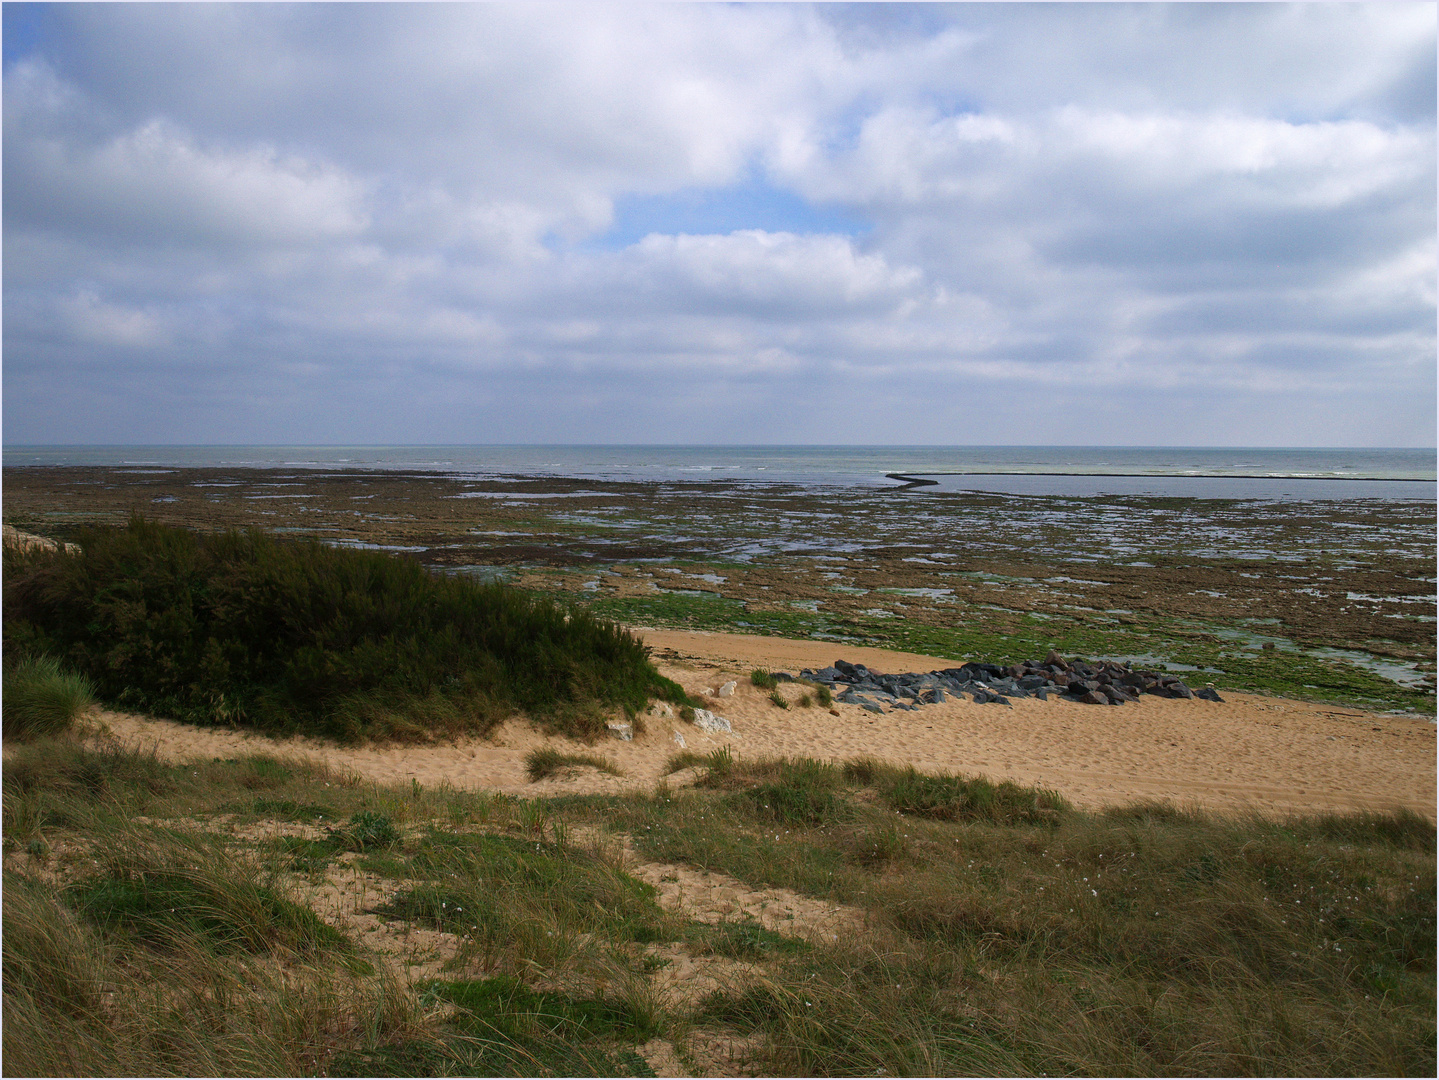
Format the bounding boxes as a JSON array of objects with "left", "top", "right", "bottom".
[
  {"left": 672, "top": 730, "right": 687, "bottom": 748},
  {"left": 691, "top": 708, "right": 732, "bottom": 734},
  {"left": 650, "top": 702, "right": 674, "bottom": 719},
  {"left": 715, "top": 680, "right": 737, "bottom": 698},
  {"left": 605, "top": 721, "right": 633, "bottom": 741}
]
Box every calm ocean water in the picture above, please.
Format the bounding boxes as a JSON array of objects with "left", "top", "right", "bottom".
[{"left": 4, "top": 445, "right": 1435, "bottom": 499}]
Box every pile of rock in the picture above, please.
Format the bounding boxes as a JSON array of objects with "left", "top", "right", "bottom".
[{"left": 794, "top": 652, "right": 1222, "bottom": 710}]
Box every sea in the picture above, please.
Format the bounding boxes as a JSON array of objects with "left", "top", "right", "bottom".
[{"left": 3, "top": 445, "right": 1435, "bottom": 501}]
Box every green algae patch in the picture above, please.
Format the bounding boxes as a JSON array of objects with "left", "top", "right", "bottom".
[{"left": 589, "top": 590, "right": 1435, "bottom": 713}]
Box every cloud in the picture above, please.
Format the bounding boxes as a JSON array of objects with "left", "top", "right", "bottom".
[
  {"left": 2, "top": 2, "right": 1433, "bottom": 446},
  {"left": 608, "top": 230, "right": 922, "bottom": 316},
  {"left": 55, "top": 289, "right": 168, "bottom": 349},
  {"left": 5, "top": 62, "right": 368, "bottom": 251}
]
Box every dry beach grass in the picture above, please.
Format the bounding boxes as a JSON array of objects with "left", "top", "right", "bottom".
[{"left": 4, "top": 710, "right": 1433, "bottom": 1076}]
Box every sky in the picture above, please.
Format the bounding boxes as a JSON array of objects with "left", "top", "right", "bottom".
[{"left": 2, "top": 2, "right": 1435, "bottom": 447}]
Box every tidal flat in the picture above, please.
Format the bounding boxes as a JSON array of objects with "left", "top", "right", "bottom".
[{"left": 4, "top": 465, "right": 1434, "bottom": 714}]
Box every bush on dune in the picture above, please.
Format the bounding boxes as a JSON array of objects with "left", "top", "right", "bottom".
[{"left": 3, "top": 517, "right": 687, "bottom": 741}]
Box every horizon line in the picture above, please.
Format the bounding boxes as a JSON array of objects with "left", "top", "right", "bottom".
[{"left": 5, "top": 442, "right": 1435, "bottom": 452}]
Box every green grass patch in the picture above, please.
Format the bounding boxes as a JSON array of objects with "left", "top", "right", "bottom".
[
  {"left": 432, "top": 975, "right": 661, "bottom": 1041},
  {"left": 264, "top": 808, "right": 400, "bottom": 873},
  {"left": 373, "top": 831, "right": 672, "bottom": 948},
  {"left": 741, "top": 781, "right": 839, "bottom": 827},
  {"left": 870, "top": 765, "right": 1071, "bottom": 826},
  {"left": 690, "top": 918, "right": 810, "bottom": 960},
  {"left": 269, "top": 835, "right": 340, "bottom": 875},
  {"left": 330, "top": 976, "right": 658, "bottom": 1077},
  {"left": 333, "top": 808, "right": 400, "bottom": 850},
  {"left": 66, "top": 842, "right": 346, "bottom": 956},
  {"left": 3, "top": 738, "right": 179, "bottom": 807},
  {"left": 250, "top": 796, "right": 334, "bottom": 822}
]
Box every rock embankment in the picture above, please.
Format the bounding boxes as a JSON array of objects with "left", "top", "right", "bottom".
[{"left": 793, "top": 651, "right": 1223, "bottom": 710}]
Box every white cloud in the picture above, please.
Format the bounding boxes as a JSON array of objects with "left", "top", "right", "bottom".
[
  {"left": 622, "top": 230, "right": 923, "bottom": 314},
  {"left": 1051, "top": 108, "right": 1427, "bottom": 207},
  {"left": 6, "top": 67, "right": 369, "bottom": 250}
]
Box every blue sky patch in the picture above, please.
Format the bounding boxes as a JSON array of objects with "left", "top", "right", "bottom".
[
  {"left": 3, "top": 3, "right": 55, "bottom": 69},
  {"left": 586, "top": 178, "right": 870, "bottom": 250}
]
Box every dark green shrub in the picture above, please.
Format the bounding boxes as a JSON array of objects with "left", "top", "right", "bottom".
[
  {"left": 751, "top": 669, "right": 778, "bottom": 690},
  {"left": 4, "top": 518, "right": 686, "bottom": 741}
]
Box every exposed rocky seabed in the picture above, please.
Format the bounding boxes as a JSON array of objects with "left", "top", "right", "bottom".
[{"left": 3, "top": 465, "right": 1434, "bottom": 713}]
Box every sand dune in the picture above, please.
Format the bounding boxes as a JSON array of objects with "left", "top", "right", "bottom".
[{"left": 77, "top": 628, "right": 1435, "bottom": 821}]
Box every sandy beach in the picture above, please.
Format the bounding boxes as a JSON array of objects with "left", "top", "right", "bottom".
[{"left": 79, "top": 628, "right": 1435, "bottom": 822}]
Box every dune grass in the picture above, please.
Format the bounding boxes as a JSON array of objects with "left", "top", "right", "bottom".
[
  {"left": 3, "top": 655, "right": 96, "bottom": 741},
  {"left": 524, "top": 748, "right": 626, "bottom": 782},
  {"left": 2, "top": 826, "right": 411, "bottom": 1078},
  {"left": 4, "top": 517, "right": 688, "bottom": 742},
  {"left": 3, "top": 729, "right": 1433, "bottom": 1077}
]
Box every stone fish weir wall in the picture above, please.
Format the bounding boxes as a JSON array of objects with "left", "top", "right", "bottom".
[{"left": 792, "top": 652, "right": 1223, "bottom": 712}]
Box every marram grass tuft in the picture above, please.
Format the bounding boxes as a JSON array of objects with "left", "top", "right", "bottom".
[{"left": 2, "top": 656, "right": 96, "bottom": 741}]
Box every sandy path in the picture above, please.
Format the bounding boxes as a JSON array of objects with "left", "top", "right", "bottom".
[{"left": 77, "top": 628, "right": 1435, "bottom": 821}]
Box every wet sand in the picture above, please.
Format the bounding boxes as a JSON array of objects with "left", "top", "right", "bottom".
[{"left": 78, "top": 628, "right": 1435, "bottom": 821}]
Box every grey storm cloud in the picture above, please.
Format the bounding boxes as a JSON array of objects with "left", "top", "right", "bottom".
[{"left": 2, "top": 1, "right": 1434, "bottom": 447}]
